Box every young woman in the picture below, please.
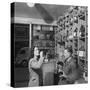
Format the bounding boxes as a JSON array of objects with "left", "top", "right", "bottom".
[{"left": 28, "top": 47, "right": 44, "bottom": 87}]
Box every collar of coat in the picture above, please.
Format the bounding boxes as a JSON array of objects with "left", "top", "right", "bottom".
[{"left": 64, "top": 57, "right": 72, "bottom": 65}]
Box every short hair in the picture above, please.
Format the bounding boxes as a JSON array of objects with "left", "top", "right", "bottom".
[
  {"left": 57, "top": 61, "right": 64, "bottom": 67},
  {"left": 65, "top": 46, "right": 73, "bottom": 55}
]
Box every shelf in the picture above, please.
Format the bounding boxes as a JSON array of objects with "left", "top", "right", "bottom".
[
  {"left": 33, "top": 29, "right": 54, "bottom": 33},
  {"left": 14, "top": 39, "right": 29, "bottom": 42},
  {"left": 33, "top": 39, "right": 55, "bottom": 42},
  {"left": 33, "top": 46, "right": 55, "bottom": 50}
]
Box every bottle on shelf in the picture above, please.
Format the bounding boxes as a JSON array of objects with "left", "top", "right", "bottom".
[
  {"left": 79, "top": 25, "right": 85, "bottom": 38},
  {"left": 74, "top": 16, "right": 78, "bottom": 24},
  {"left": 73, "top": 27, "right": 78, "bottom": 38}
]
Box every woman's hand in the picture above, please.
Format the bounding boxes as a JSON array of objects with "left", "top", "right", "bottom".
[
  {"left": 40, "top": 51, "right": 44, "bottom": 61},
  {"left": 59, "top": 71, "right": 67, "bottom": 78},
  {"left": 62, "top": 72, "right": 67, "bottom": 77},
  {"left": 40, "top": 51, "right": 43, "bottom": 58}
]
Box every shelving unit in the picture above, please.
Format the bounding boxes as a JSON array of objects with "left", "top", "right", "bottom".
[
  {"left": 55, "top": 6, "right": 88, "bottom": 73},
  {"left": 14, "top": 23, "right": 30, "bottom": 59},
  {"left": 32, "top": 24, "right": 57, "bottom": 59}
]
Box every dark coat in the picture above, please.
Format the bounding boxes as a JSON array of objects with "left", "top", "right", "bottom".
[{"left": 58, "top": 57, "right": 80, "bottom": 84}]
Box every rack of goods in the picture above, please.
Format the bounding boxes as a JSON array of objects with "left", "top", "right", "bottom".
[{"left": 55, "top": 6, "right": 88, "bottom": 74}]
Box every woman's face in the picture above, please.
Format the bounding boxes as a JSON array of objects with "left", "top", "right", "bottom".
[
  {"left": 34, "top": 47, "right": 39, "bottom": 56},
  {"left": 64, "top": 49, "right": 70, "bottom": 59}
]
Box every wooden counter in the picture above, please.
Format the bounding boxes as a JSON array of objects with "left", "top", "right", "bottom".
[{"left": 42, "top": 60, "right": 56, "bottom": 86}]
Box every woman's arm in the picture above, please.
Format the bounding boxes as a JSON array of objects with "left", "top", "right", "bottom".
[
  {"left": 30, "top": 57, "right": 44, "bottom": 69},
  {"left": 29, "top": 51, "right": 44, "bottom": 69}
]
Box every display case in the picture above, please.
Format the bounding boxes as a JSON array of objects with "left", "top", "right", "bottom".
[{"left": 32, "top": 24, "right": 57, "bottom": 59}]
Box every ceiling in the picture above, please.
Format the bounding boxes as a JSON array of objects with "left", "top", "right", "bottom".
[{"left": 14, "top": 2, "right": 70, "bottom": 21}]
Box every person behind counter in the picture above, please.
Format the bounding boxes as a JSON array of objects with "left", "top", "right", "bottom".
[
  {"left": 58, "top": 47, "right": 80, "bottom": 85},
  {"left": 28, "top": 47, "right": 44, "bottom": 87},
  {"left": 57, "top": 61, "right": 64, "bottom": 76}
]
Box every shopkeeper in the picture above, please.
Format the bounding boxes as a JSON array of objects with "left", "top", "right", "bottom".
[
  {"left": 58, "top": 47, "right": 80, "bottom": 84},
  {"left": 28, "top": 47, "right": 44, "bottom": 87}
]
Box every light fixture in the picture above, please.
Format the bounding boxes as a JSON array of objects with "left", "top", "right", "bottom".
[
  {"left": 27, "top": 3, "right": 35, "bottom": 7},
  {"left": 69, "top": 6, "right": 73, "bottom": 11}
]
